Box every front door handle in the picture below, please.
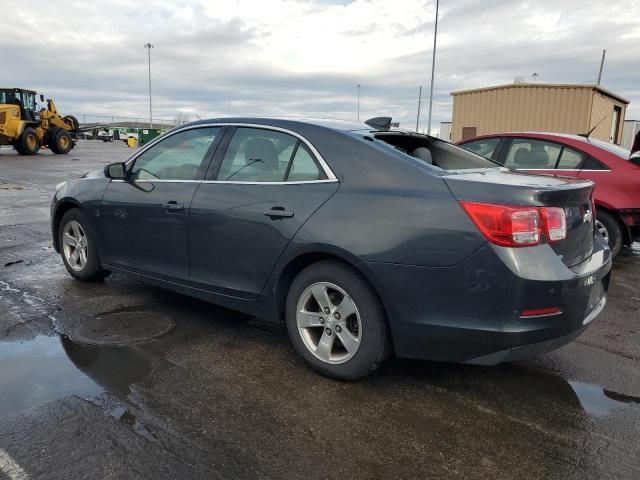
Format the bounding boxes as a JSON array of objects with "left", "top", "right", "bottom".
[
  {"left": 163, "top": 201, "right": 185, "bottom": 212},
  {"left": 264, "top": 206, "right": 294, "bottom": 218}
]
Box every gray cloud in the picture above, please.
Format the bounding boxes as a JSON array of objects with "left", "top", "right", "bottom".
[{"left": 2, "top": 0, "right": 639, "bottom": 130}]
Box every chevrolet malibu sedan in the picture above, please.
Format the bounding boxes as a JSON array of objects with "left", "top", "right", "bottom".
[
  {"left": 458, "top": 132, "right": 640, "bottom": 257},
  {"left": 51, "top": 118, "right": 611, "bottom": 380}
]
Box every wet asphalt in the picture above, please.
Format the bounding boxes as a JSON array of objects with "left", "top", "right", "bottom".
[{"left": 0, "top": 141, "right": 639, "bottom": 479}]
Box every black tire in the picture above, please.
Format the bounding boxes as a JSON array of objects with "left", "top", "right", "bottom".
[
  {"left": 15, "top": 127, "right": 40, "bottom": 155},
  {"left": 63, "top": 115, "right": 80, "bottom": 132},
  {"left": 50, "top": 128, "right": 73, "bottom": 154},
  {"left": 58, "top": 209, "right": 109, "bottom": 281},
  {"left": 285, "top": 261, "right": 391, "bottom": 380},
  {"left": 45, "top": 127, "right": 57, "bottom": 146},
  {"left": 596, "top": 210, "right": 623, "bottom": 258}
]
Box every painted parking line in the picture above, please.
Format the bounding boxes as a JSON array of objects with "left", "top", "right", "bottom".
[{"left": 0, "top": 449, "right": 28, "bottom": 480}]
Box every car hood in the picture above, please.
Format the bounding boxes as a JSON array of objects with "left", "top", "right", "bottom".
[{"left": 81, "top": 168, "right": 106, "bottom": 179}]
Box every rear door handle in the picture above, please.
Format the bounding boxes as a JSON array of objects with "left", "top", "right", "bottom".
[
  {"left": 163, "top": 201, "right": 185, "bottom": 212},
  {"left": 264, "top": 206, "right": 294, "bottom": 218}
]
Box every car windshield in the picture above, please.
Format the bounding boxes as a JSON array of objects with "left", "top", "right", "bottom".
[{"left": 586, "top": 138, "right": 631, "bottom": 159}]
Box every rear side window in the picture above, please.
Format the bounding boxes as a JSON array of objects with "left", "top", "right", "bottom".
[
  {"left": 460, "top": 138, "right": 500, "bottom": 160},
  {"left": 581, "top": 157, "right": 608, "bottom": 170},
  {"left": 557, "top": 147, "right": 587, "bottom": 169},
  {"left": 286, "top": 144, "right": 326, "bottom": 181},
  {"left": 504, "top": 139, "right": 560, "bottom": 169},
  {"left": 218, "top": 127, "right": 298, "bottom": 182}
]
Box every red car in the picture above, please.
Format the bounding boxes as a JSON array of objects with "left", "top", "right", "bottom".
[{"left": 458, "top": 132, "right": 640, "bottom": 257}]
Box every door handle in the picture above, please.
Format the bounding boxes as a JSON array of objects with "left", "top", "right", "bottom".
[
  {"left": 264, "top": 206, "right": 294, "bottom": 218},
  {"left": 163, "top": 201, "right": 185, "bottom": 212}
]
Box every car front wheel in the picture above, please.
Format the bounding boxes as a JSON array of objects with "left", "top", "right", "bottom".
[
  {"left": 59, "top": 209, "right": 109, "bottom": 281},
  {"left": 285, "top": 261, "right": 391, "bottom": 380}
]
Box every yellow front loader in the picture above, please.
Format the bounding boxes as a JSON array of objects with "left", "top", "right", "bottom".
[{"left": 0, "top": 88, "right": 78, "bottom": 155}]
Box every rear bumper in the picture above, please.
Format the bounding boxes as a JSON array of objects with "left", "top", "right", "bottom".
[
  {"left": 364, "top": 237, "right": 612, "bottom": 363},
  {"left": 466, "top": 295, "right": 606, "bottom": 365}
]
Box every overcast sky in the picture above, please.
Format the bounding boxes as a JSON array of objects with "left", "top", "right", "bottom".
[{"left": 3, "top": 0, "right": 639, "bottom": 131}]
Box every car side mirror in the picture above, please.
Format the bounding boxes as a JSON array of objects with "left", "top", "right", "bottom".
[
  {"left": 39, "top": 94, "right": 44, "bottom": 102},
  {"left": 104, "top": 162, "right": 127, "bottom": 180}
]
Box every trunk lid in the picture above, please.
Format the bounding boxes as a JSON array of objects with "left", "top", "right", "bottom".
[{"left": 444, "top": 169, "right": 595, "bottom": 267}]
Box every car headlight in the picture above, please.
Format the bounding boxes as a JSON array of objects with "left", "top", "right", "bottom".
[{"left": 55, "top": 181, "right": 67, "bottom": 191}]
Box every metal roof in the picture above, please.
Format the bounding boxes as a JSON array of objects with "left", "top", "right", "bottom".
[{"left": 451, "top": 83, "right": 629, "bottom": 105}]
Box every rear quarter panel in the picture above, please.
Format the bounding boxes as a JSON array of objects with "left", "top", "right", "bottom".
[{"left": 292, "top": 183, "right": 484, "bottom": 267}]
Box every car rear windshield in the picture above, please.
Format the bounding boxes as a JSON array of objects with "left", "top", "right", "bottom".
[
  {"left": 370, "top": 132, "right": 501, "bottom": 170},
  {"left": 586, "top": 138, "right": 631, "bottom": 159}
]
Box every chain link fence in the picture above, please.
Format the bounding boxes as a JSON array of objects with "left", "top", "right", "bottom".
[{"left": 70, "top": 114, "right": 180, "bottom": 129}]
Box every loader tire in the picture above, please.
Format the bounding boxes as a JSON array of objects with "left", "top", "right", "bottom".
[
  {"left": 63, "top": 115, "right": 80, "bottom": 132},
  {"left": 50, "top": 128, "right": 73, "bottom": 154},
  {"left": 15, "top": 127, "right": 41, "bottom": 155}
]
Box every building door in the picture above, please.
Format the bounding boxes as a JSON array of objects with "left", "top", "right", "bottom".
[{"left": 610, "top": 106, "right": 622, "bottom": 143}]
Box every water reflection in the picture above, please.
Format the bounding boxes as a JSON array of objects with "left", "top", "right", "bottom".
[
  {"left": 569, "top": 380, "right": 640, "bottom": 416},
  {"left": 0, "top": 335, "right": 169, "bottom": 418}
]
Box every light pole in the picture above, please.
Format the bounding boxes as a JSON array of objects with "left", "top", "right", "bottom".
[
  {"left": 416, "top": 85, "right": 422, "bottom": 132},
  {"left": 145, "top": 43, "right": 154, "bottom": 129},
  {"left": 426, "top": 0, "right": 439, "bottom": 135},
  {"left": 357, "top": 84, "right": 361, "bottom": 121}
]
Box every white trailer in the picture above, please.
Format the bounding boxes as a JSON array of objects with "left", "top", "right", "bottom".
[{"left": 621, "top": 120, "right": 640, "bottom": 150}]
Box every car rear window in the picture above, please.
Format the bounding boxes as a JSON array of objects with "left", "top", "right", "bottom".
[{"left": 371, "top": 132, "right": 500, "bottom": 170}]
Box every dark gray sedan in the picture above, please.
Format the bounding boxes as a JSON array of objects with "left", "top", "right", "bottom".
[{"left": 51, "top": 117, "right": 611, "bottom": 379}]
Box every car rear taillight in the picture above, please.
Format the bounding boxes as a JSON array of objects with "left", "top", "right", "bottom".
[
  {"left": 460, "top": 202, "right": 567, "bottom": 248},
  {"left": 541, "top": 207, "right": 566, "bottom": 243}
]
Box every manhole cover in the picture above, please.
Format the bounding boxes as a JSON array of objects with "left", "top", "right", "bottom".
[{"left": 69, "top": 309, "right": 175, "bottom": 346}]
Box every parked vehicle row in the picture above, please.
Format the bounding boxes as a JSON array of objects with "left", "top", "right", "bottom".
[
  {"left": 51, "top": 118, "right": 611, "bottom": 379},
  {"left": 458, "top": 132, "right": 640, "bottom": 257}
]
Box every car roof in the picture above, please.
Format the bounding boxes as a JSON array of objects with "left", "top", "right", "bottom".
[
  {"left": 462, "top": 131, "right": 594, "bottom": 142},
  {"left": 185, "top": 116, "right": 374, "bottom": 133}
]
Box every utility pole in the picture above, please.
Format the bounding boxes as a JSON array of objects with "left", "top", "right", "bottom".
[
  {"left": 357, "top": 84, "right": 361, "bottom": 121},
  {"left": 597, "top": 49, "right": 606, "bottom": 85},
  {"left": 426, "top": 0, "right": 439, "bottom": 136},
  {"left": 145, "top": 43, "right": 154, "bottom": 129},
  {"left": 416, "top": 86, "right": 423, "bottom": 132}
]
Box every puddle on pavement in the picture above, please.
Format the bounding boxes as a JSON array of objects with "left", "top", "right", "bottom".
[
  {"left": 569, "top": 381, "right": 640, "bottom": 417},
  {"left": 0, "top": 335, "right": 170, "bottom": 418}
]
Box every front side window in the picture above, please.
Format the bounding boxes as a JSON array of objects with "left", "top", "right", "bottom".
[
  {"left": 504, "top": 139, "right": 561, "bottom": 169},
  {"left": 217, "top": 128, "right": 299, "bottom": 182},
  {"left": 460, "top": 138, "right": 500, "bottom": 160},
  {"left": 130, "top": 127, "right": 220, "bottom": 181}
]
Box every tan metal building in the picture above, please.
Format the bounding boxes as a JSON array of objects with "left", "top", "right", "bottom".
[{"left": 450, "top": 83, "right": 629, "bottom": 144}]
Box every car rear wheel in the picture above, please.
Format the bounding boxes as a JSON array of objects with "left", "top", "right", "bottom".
[
  {"left": 595, "top": 210, "right": 622, "bottom": 258},
  {"left": 59, "top": 209, "right": 109, "bottom": 281},
  {"left": 285, "top": 261, "right": 391, "bottom": 380}
]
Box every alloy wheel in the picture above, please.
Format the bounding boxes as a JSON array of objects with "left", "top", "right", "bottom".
[
  {"left": 595, "top": 219, "right": 609, "bottom": 244},
  {"left": 62, "top": 220, "right": 88, "bottom": 271},
  {"left": 296, "top": 282, "right": 361, "bottom": 364}
]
